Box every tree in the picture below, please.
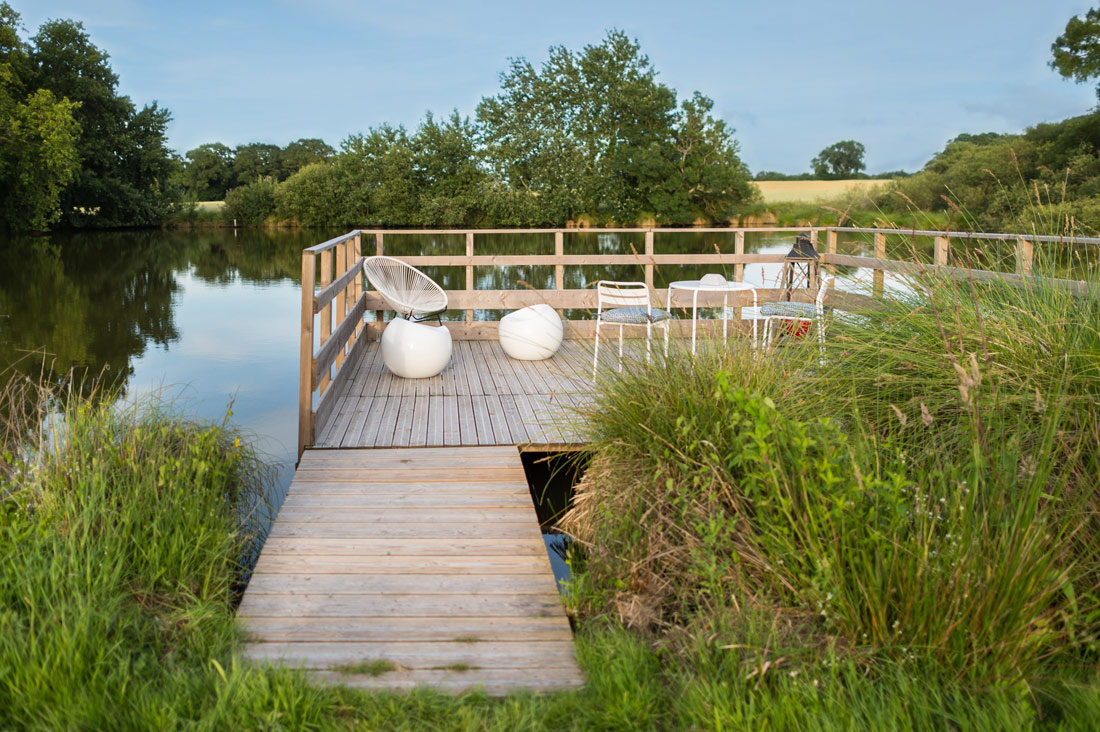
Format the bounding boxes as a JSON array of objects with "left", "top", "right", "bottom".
[
  {"left": 180, "top": 143, "right": 234, "bottom": 201},
  {"left": 231, "top": 143, "right": 282, "bottom": 188},
  {"left": 812, "top": 140, "right": 866, "bottom": 178},
  {"left": 410, "top": 112, "right": 490, "bottom": 227},
  {"left": 279, "top": 138, "right": 334, "bottom": 178},
  {"left": 0, "top": 4, "right": 80, "bottom": 231},
  {"left": 1051, "top": 7, "right": 1100, "bottom": 101},
  {"left": 29, "top": 16, "right": 176, "bottom": 227},
  {"left": 477, "top": 31, "right": 753, "bottom": 225}
]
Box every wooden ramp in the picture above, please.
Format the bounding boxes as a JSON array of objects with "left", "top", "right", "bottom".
[{"left": 238, "top": 446, "right": 584, "bottom": 695}]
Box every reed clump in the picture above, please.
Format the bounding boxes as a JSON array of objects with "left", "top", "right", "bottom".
[
  {"left": 563, "top": 265, "right": 1100, "bottom": 689},
  {"left": 0, "top": 377, "right": 272, "bottom": 729}
]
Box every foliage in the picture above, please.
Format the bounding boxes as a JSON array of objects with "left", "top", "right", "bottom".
[
  {"left": 871, "top": 111, "right": 1100, "bottom": 232},
  {"left": 3, "top": 348, "right": 1100, "bottom": 728},
  {"left": 812, "top": 139, "right": 866, "bottom": 178},
  {"left": 0, "top": 4, "right": 80, "bottom": 231},
  {"left": 179, "top": 143, "right": 235, "bottom": 202},
  {"left": 28, "top": 15, "right": 177, "bottom": 228},
  {"left": 222, "top": 176, "right": 277, "bottom": 225},
  {"left": 565, "top": 265, "right": 1100, "bottom": 690},
  {"left": 274, "top": 161, "right": 345, "bottom": 227},
  {"left": 1051, "top": 7, "right": 1100, "bottom": 102},
  {"left": 477, "top": 30, "right": 755, "bottom": 225},
  {"left": 179, "top": 138, "right": 335, "bottom": 201}
]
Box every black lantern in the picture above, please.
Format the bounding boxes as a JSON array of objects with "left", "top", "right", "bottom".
[{"left": 780, "top": 234, "right": 821, "bottom": 301}]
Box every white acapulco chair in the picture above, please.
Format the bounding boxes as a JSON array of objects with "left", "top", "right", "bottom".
[
  {"left": 363, "top": 256, "right": 452, "bottom": 379},
  {"left": 760, "top": 275, "right": 835, "bottom": 359},
  {"left": 592, "top": 280, "right": 672, "bottom": 378},
  {"left": 362, "top": 255, "right": 449, "bottom": 321}
]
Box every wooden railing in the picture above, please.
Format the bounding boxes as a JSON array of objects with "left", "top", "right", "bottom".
[
  {"left": 297, "top": 226, "right": 1097, "bottom": 455},
  {"left": 298, "top": 230, "right": 369, "bottom": 458}
]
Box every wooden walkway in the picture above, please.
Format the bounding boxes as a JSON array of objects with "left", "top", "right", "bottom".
[
  {"left": 239, "top": 446, "right": 585, "bottom": 695},
  {"left": 316, "top": 339, "right": 601, "bottom": 448}
]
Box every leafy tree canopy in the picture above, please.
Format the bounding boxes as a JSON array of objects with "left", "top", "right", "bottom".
[
  {"left": 0, "top": 3, "right": 80, "bottom": 231},
  {"left": 30, "top": 15, "right": 176, "bottom": 227},
  {"left": 811, "top": 140, "right": 866, "bottom": 178},
  {"left": 477, "top": 30, "right": 754, "bottom": 225},
  {"left": 1051, "top": 7, "right": 1100, "bottom": 101}
]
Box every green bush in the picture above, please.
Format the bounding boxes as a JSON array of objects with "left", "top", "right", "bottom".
[
  {"left": 275, "top": 162, "right": 347, "bottom": 227},
  {"left": 222, "top": 177, "right": 277, "bottom": 225}
]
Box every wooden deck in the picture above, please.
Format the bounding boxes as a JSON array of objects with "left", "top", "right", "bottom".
[
  {"left": 239, "top": 446, "right": 585, "bottom": 695},
  {"left": 316, "top": 339, "right": 601, "bottom": 448}
]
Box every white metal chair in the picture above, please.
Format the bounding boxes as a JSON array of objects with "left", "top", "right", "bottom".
[
  {"left": 592, "top": 281, "right": 671, "bottom": 378},
  {"left": 363, "top": 256, "right": 448, "bottom": 321},
  {"left": 760, "top": 275, "right": 835, "bottom": 357}
]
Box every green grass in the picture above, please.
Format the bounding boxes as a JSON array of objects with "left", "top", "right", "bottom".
[
  {"left": 562, "top": 258, "right": 1100, "bottom": 724},
  {"left": 331, "top": 660, "right": 397, "bottom": 677},
  {"left": 4, "top": 253, "right": 1100, "bottom": 728}
]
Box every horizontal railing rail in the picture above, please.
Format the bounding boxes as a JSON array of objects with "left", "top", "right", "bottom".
[{"left": 298, "top": 226, "right": 1096, "bottom": 454}]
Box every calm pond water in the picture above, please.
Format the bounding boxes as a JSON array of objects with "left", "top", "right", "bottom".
[{"left": 0, "top": 227, "right": 886, "bottom": 515}]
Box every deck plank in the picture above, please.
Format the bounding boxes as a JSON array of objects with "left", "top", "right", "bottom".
[{"left": 240, "top": 446, "right": 583, "bottom": 695}]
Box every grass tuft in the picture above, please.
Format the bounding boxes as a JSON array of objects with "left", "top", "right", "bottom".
[{"left": 331, "top": 660, "right": 397, "bottom": 677}]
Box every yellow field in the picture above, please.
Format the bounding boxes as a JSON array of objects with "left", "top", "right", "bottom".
[
  {"left": 195, "top": 201, "right": 225, "bottom": 211},
  {"left": 755, "top": 179, "right": 886, "bottom": 204}
]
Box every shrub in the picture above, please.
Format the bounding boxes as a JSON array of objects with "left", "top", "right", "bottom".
[
  {"left": 275, "top": 162, "right": 347, "bottom": 227},
  {"left": 223, "top": 177, "right": 277, "bottom": 225}
]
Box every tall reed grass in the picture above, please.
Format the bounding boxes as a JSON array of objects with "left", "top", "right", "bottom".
[{"left": 563, "top": 263, "right": 1100, "bottom": 693}]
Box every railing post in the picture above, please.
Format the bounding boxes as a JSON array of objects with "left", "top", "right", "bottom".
[
  {"left": 873, "top": 231, "right": 886, "bottom": 298},
  {"left": 644, "top": 229, "right": 654, "bottom": 289},
  {"left": 734, "top": 230, "right": 745, "bottom": 283},
  {"left": 374, "top": 232, "right": 384, "bottom": 334},
  {"left": 298, "top": 250, "right": 316, "bottom": 460},
  {"left": 826, "top": 229, "right": 838, "bottom": 288},
  {"left": 554, "top": 230, "right": 565, "bottom": 321},
  {"left": 318, "top": 248, "right": 333, "bottom": 392},
  {"left": 352, "top": 233, "right": 363, "bottom": 337},
  {"left": 465, "top": 231, "right": 474, "bottom": 326},
  {"left": 333, "top": 240, "right": 349, "bottom": 374},
  {"left": 934, "top": 235, "right": 950, "bottom": 267},
  {"left": 1016, "top": 236, "right": 1034, "bottom": 276}
]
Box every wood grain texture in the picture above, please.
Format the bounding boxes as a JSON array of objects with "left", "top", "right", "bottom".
[
  {"left": 315, "top": 340, "right": 615, "bottom": 447},
  {"left": 240, "top": 446, "right": 583, "bottom": 695}
]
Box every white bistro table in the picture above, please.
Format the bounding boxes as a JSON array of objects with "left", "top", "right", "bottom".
[{"left": 666, "top": 280, "right": 758, "bottom": 355}]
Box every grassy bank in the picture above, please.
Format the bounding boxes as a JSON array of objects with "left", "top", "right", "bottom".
[{"left": 5, "top": 263, "right": 1100, "bottom": 729}]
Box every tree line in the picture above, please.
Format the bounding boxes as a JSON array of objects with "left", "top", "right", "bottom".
[
  {"left": 212, "top": 31, "right": 758, "bottom": 228},
  {"left": 7, "top": 1, "right": 1100, "bottom": 233}
]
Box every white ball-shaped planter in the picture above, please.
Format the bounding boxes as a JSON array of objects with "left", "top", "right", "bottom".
[
  {"left": 381, "top": 316, "right": 452, "bottom": 378},
  {"left": 498, "top": 304, "right": 563, "bottom": 360}
]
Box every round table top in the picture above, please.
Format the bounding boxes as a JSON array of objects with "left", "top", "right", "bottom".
[{"left": 668, "top": 279, "right": 756, "bottom": 291}]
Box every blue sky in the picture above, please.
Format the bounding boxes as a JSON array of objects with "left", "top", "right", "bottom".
[{"left": 20, "top": 0, "right": 1099, "bottom": 174}]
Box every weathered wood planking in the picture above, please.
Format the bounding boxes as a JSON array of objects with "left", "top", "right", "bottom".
[
  {"left": 315, "top": 340, "right": 598, "bottom": 448},
  {"left": 239, "top": 446, "right": 584, "bottom": 695}
]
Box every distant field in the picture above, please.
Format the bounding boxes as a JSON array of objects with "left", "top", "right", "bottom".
[
  {"left": 195, "top": 201, "right": 225, "bottom": 211},
  {"left": 755, "top": 179, "right": 886, "bottom": 203}
]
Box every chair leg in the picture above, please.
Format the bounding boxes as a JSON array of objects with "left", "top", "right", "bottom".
[
  {"left": 617, "top": 325, "right": 624, "bottom": 372},
  {"left": 592, "top": 320, "right": 600, "bottom": 380},
  {"left": 645, "top": 322, "right": 652, "bottom": 362},
  {"left": 663, "top": 320, "right": 670, "bottom": 356},
  {"left": 817, "top": 319, "right": 826, "bottom": 365}
]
